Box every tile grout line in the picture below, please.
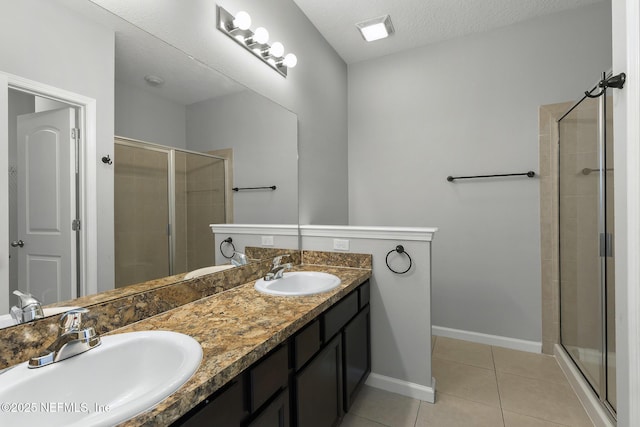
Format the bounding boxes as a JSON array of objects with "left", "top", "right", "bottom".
[
  {"left": 432, "top": 354, "right": 497, "bottom": 372},
  {"left": 491, "top": 346, "right": 507, "bottom": 427},
  {"left": 356, "top": 413, "right": 391, "bottom": 427}
]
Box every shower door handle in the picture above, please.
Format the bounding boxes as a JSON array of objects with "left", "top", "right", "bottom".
[
  {"left": 599, "top": 233, "right": 613, "bottom": 257},
  {"left": 11, "top": 240, "right": 24, "bottom": 248}
]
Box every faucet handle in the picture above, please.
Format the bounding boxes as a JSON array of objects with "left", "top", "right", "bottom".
[
  {"left": 12, "top": 290, "right": 40, "bottom": 309},
  {"left": 58, "top": 308, "right": 89, "bottom": 334},
  {"left": 272, "top": 255, "right": 284, "bottom": 267},
  {"left": 11, "top": 290, "right": 44, "bottom": 323}
]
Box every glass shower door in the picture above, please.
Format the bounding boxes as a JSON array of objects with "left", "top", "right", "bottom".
[
  {"left": 114, "top": 142, "right": 170, "bottom": 288},
  {"left": 558, "top": 89, "right": 616, "bottom": 415},
  {"left": 173, "top": 151, "right": 227, "bottom": 273},
  {"left": 559, "top": 96, "right": 603, "bottom": 390}
]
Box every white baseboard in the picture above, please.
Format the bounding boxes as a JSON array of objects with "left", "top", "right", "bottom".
[
  {"left": 554, "top": 344, "right": 615, "bottom": 427},
  {"left": 432, "top": 326, "right": 542, "bottom": 353},
  {"left": 365, "top": 373, "right": 436, "bottom": 403}
]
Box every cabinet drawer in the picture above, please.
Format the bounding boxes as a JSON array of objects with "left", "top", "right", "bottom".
[
  {"left": 359, "top": 281, "right": 370, "bottom": 309},
  {"left": 322, "top": 291, "right": 358, "bottom": 342},
  {"left": 294, "top": 319, "right": 321, "bottom": 370},
  {"left": 249, "top": 344, "right": 289, "bottom": 412}
]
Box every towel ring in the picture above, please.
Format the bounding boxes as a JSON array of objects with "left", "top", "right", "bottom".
[
  {"left": 385, "top": 245, "right": 412, "bottom": 274},
  {"left": 220, "top": 237, "right": 236, "bottom": 259}
]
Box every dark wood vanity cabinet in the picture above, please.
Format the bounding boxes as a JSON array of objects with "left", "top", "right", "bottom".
[
  {"left": 343, "top": 305, "right": 370, "bottom": 411},
  {"left": 173, "top": 280, "right": 371, "bottom": 427},
  {"left": 174, "top": 344, "right": 289, "bottom": 427},
  {"left": 294, "top": 335, "right": 343, "bottom": 427},
  {"left": 173, "top": 378, "right": 247, "bottom": 426}
]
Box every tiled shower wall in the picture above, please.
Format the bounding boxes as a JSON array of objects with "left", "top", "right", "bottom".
[{"left": 539, "top": 102, "right": 572, "bottom": 354}]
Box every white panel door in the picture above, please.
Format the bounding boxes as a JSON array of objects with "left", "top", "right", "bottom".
[{"left": 16, "top": 108, "right": 76, "bottom": 304}]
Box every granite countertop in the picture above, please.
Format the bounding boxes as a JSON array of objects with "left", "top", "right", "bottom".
[{"left": 116, "top": 264, "right": 371, "bottom": 427}]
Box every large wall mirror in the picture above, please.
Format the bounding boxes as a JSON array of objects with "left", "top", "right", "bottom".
[{"left": 1, "top": 0, "right": 298, "bottom": 327}]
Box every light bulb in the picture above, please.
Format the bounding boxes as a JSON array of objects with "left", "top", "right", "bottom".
[
  {"left": 233, "top": 11, "right": 251, "bottom": 30},
  {"left": 253, "top": 27, "right": 269, "bottom": 44},
  {"left": 283, "top": 53, "right": 297, "bottom": 68},
  {"left": 269, "top": 42, "right": 284, "bottom": 57}
]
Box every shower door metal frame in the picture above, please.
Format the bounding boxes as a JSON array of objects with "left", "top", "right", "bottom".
[{"left": 557, "top": 73, "right": 616, "bottom": 420}]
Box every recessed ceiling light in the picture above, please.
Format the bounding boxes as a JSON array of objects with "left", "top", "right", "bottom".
[{"left": 356, "top": 15, "right": 394, "bottom": 42}]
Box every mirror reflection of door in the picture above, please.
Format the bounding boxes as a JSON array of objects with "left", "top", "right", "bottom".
[{"left": 9, "top": 89, "right": 79, "bottom": 306}]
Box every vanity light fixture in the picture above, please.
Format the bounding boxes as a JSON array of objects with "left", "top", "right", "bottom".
[
  {"left": 356, "top": 14, "right": 395, "bottom": 42},
  {"left": 217, "top": 5, "right": 297, "bottom": 77},
  {"left": 232, "top": 11, "right": 251, "bottom": 31}
]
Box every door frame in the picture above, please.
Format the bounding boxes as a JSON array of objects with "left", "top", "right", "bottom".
[
  {"left": 612, "top": 0, "right": 640, "bottom": 425},
  {"left": 0, "top": 71, "right": 98, "bottom": 312}
]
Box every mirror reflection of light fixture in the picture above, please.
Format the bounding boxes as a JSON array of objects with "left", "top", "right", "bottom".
[
  {"left": 217, "top": 5, "right": 297, "bottom": 77},
  {"left": 356, "top": 15, "right": 395, "bottom": 42}
]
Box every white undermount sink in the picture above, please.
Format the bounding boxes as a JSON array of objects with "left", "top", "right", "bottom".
[
  {"left": 0, "top": 330, "right": 202, "bottom": 426},
  {"left": 255, "top": 271, "right": 341, "bottom": 296},
  {"left": 0, "top": 306, "right": 80, "bottom": 329},
  {"left": 184, "top": 264, "right": 235, "bottom": 279}
]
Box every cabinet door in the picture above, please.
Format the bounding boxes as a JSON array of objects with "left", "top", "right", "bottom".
[
  {"left": 247, "top": 388, "right": 289, "bottom": 427},
  {"left": 295, "top": 335, "right": 343, "bottom": 427},
  {"left": 343, "top": 305, "right": 371, "bottom": 411},
  {"left": 173, "top": 379, "right": 246, "bottom": 427}
]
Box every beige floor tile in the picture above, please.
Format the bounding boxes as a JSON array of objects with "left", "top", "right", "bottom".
[
  {"left": 492, "top": 346, "right": 568, "bottom": 385},
  {"left": 432, "top": 358, "right": 501, "bottom": 407},
  {"left": 415, "top": 393, "right": 504, "bottom": 427},
  {"left": 497, "top": 372, "right": 593, "bottom": 426},
  {"left": 349, "top": 385, "right": 420, "bottom": 427},
  {"left": 433, "top": 337, "right": 494, "bottom": 369},
  {"left": 341, "top": 413, "right": 390, "bottom": 427},
  {"left": 503, "top": 411, "right": 571, "bottom": 427},
  {"left": 431, "top": 335, "right": 436, "bottom": 353}
]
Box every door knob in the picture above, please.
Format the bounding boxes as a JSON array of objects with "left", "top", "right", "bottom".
[{"left": 11, "top": 240, "right": 24, "bottom": 248}]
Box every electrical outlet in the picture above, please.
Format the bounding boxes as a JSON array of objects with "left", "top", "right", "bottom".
[
  {"left": 333, "top": 239, "right": 349, "bottom": 251},
  {"left": 261, "top": 236, "right": 274, "bottom": 246}
]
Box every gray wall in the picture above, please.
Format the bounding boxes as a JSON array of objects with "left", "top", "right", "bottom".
[
  {"left": 301, "top": 232, "right": 433, "bottom": 393},
  {"left": 187, "top": 91, "right": 298, "bottom": 224},
  {"left": 92, "top": 0, "right": 349, "bottom": 225},
  {"left": 115, "top": 80, "right": 187, "bottom": 148},
  {"left": 348, "top": 3, "right": 612, "bottom": 342},
  {"left": 0, "top": 0, "right": 115, "bottom": 292}
]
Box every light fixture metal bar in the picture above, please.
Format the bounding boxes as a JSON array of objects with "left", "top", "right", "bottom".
[{"left": 217, "top": 5, "right": 288, "bottom": 77}]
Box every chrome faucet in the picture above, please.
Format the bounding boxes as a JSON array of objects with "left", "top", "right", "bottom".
[
  {"left": 29, "top": 308, "right": 101, "bottom": 368},
  {"left": 10, "top": 290, "right": 44, "bottom": 324},
  {"left": 231, "top": 251, "right": 248, "bottom": 267},
  {"left": 264, "top": 255, "right": 292, "bottom": 281}
]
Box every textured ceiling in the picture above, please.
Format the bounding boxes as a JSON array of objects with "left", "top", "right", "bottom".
[{"left": 292, "top": 0, "right": 606, "bottom": 64}]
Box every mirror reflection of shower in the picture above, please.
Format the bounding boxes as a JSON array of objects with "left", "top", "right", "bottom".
[{"left": 114, "top": 138, "right": 228, "bottom": 288}]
